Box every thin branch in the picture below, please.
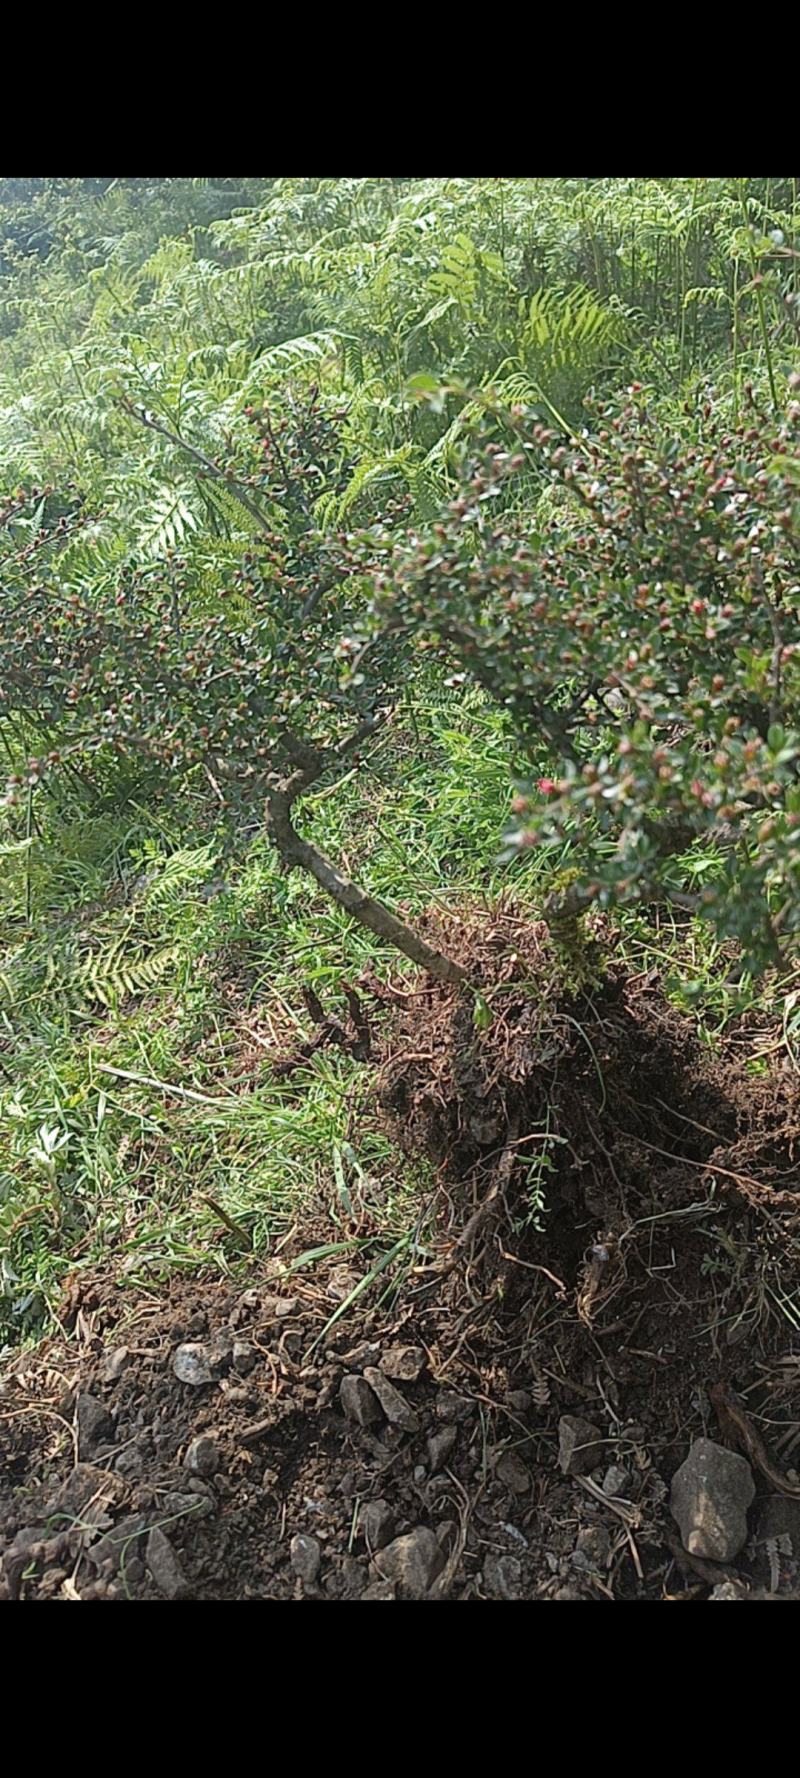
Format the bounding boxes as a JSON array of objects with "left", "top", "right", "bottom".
[{"left": 120, "top": 399, "right": 275, "bottom": 543}]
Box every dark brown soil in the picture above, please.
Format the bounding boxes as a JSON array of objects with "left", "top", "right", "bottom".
[{"left": 2, "top": 911, "right": 799, "bottom": 1602}]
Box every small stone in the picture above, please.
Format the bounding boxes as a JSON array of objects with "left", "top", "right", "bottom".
[
  {"left": 232, "top": 1341, "right": 256, "bottom": 1376},
  {"left": 45, "top": 1463, "right": 124, "bottom": 1524},
  {"left": 709, "top": 1580, "right": 748, "bottom": 1600},
  {"left": 427, "top": 1426, "right": 457, "bottom": 1471},
  {"left": 494, "top": 1450, "right": 531, "bottom": 1495},
  {"left": 206, "top": 1330, "right": 234, "bottom": 1374},
  {"left": 340, "top": 1374, "right": 383, "bottom": 1427},
  {"left": 602, "top": 1464, "right": 632, "bottom": 1498},
  {"left": 173, "top": 1343, "right": 213, "bottom": 1386},
  {"left": 372, "top": 1527, "right": 445, "bottom": 1600},
  {"left": 414, "top": 1465, "right": 427, "bottom": 1483},
  {"left": 435, "top": 1391, "right": 475, "bottom": 1423},
  {"left": 75, "top": 1393, "right": 113, "bottom": 1452},
  {"left": 87, "top": 1515, "right": 148, "bottom": 1572},
  {"left": 572, "top": 1525, "right": 611, "bottom": 1572},
  {"left": 381, "top": 1345, "right": 426, "bottom": 1382},
  {"left": 360, "top": 1579, "right": 396, "bottom": 1600},
  {"left": 184, "top": 1436, "right": 220, "bottom": 1477},
  {"left": 262, "top": 1294, "right": 299, "bottom": 1320},
  {"left": 507, "top": 1389, "right": 533, "bottom": 1413},
  {"left": 146, "top": 1528, "right": 190, "bottom": 1600},
  {"left": 360, "top": 1499, "right": 395, "bottom": 1551},
  {"left": 327, "top": 1265, "right": 362, "bottom": 1302},
  {"left": 162, "top": 1491, "right": 214, "bottom": 1522},
  {"left": 99, "top": 1347, "right": 130, "bottom": 1384},
  {"left": 290, "top": 1533, "right": 321, "bottom": 1585},
  {"left": 557, "top": 1415, "right": 605, "bottom": 1476},
  {"left": 337, "top": 1340, "right": 382, "bottom": 1371},
  {"left": 363, "top": 1368, "right": 419, "bottom": 1433},
  {"left": 670, "top": 1438, "right": 755, "bottom": 1562},
  {"left": 483, "top": 1553, "right": 523, "bottom": 1599}
]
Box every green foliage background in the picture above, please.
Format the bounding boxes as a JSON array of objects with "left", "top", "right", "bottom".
[{"left": 1, "top": 175, "right": 798, "bottom": 1344}]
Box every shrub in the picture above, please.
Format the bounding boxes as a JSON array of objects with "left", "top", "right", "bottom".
[
  {"left": 374, "top": 379, "right": 800, "bottom": 970},
  {"left": 0, "top": 400, "right": 464, "bottom": 982}
]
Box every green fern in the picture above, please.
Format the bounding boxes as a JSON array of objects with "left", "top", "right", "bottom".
[{"left": 69, "top": 937, "right": 185, "bottom": 1008}]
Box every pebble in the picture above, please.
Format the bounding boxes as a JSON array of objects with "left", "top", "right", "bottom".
[
  {"left": 75, "top": 1393, "right": 113, "bottom": 1452},
  {"left": 557, "top": 1415, "right": 605, "bottom": 1476},
  {"left": 262, "top": 1294, "right": 299, "bottom": 1320},
  {"left": 483, "top": 1553, "right": 523, "bottom": 1599},
  {"left": 601, "top": 1464, "right": 632, "bottom": 1498},
  {"left": 99, "top": 1347, "right": 131, "bottom": 1384},
  {"left": 360, "top": 1579, "right": 396, "bottom": 1600},
  {"left": 87, "top": 1515, "right": 148, "bottom": 1571},
  {"left": 435, "top": 1392, "right": 475, "bottom": 1423},
  {"left": 360, "top": 1499, "right": 395, "bottom": 1551},
  {"left": 670, "top": 1438, "right": 755, "bottom": 1562},
  {"left": 232, "top": 1341, "right": 256, "bottom": 1376},
  {"left": 184, "top": 1436, "right": 220, "bottom": 1477},
  {"left": 381, "top": 1345, "right": 426, "bottom": 1382},
  {"left": 428, "top": 1426, "right": 458, "bottom": 1471},
  {"left": 494, "top": 1450, "right": 531, "bottom": 1495},
  {"left": 709, "top": 1580, "right": 748, "bottom": 1600},
  {"left": 507, "top": 1389, "right": 533, "bottom": 1414},
  {"left": 571, "top": 1525, "right": 611, "bottom": 1573},
  {"left": 372, "top": 1527, "right": 445, "bottom": 1600},
  {"left": 45, "top": 1463, "right": 124, "bottom": 1520},
  {"left": 173, "top": 1343, "right": 213, "bottom": 1386},
  {"left": 290, "top": 1533, "right": 322, "bottom": 1585},
  {"left": 146, "top": 1528, "right": 190, "bottom": 1600},
  {"left": 340, "top": 1374, "right": 383, "bottom": 1427},
  {"left": 363, "top": 1367, "right": 420, "bottom": 1434}
]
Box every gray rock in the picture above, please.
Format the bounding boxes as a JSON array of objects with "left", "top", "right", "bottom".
[
  {"left": 87, "top": 1515, "right": 148, "bottom": 1572},
  {"left": 435, "top": 1392, "right": 475, "bottom": 1423},
  {"left": 709, "top": 1580, "right": 748, "bottom": 1600},
  {"left": 206, "top": 1330, "right": 234, "bottom": 1375},
  {"left": 340, "top": 1374, "right": 383, "bottom": 1427},
  {"left": 75, "top": 1393, "right": 113, "bottom": 1452},
  {"left": 507, "top": 1389, "right": 533, "bottom": 1414},
  {"left": 360, "top": 1579, "right": 396, "bottom": 1600},
  {"left": 337, "top": 1340, "right": 382, "bottom": 1371},
  {"left": 173, "top": 1343, "right": 213, "bottom": 1386},
  {"left": 162, "top": 1491, "right": 214, "bottom": 1522},
  {"left": 232, "top": 1341, "right": 256, "bottom": 1376},
  {"left": 670, "top": 1438, "right": 755, "bottom": 1562},
  {"left": 494, "top": 1450, "right": 531, "bottom": 1495},
  {"left": 428, "top": 1426, "right": 458, "bottom": 1471},
  {"left": 99, "top": 1347, "right": 131, "bottom": 1384},
  {"left": 290, "top": 1533, "right": 321, "bottom": 1585},
  {"left": 363, "top": 1367, "right": 420, "bottom": 1434},
  {"left": 602, "top": 1464, "right": 632, "bottom": 1498},
  {"left": 381, "top": 1345, "right": 426, "bottom": 1382},
  {"left": 372, "top": 1527, "right": 445, "bottom": 1600},
  {"left": 262, "top": 1294, "right": 299, "bottom": 1320},
  {"left": 146, "top": 1527, "right": 190, "bottom": 1600},
  {"left": 326, "top": 1265, "right": 362, "bottom": 1302},
  {"left": 571, "top": 1525, "right": 611, "bottom": 1573},
  {"left": 45, "top": 1463, "right": 124, "bottom": 1524},
  {"left": 557, "top": 1415, "right": 605, "bottom": 1476},
  {"left": 483, "top": 1553, "right": 523, "bottom": 1599},
  {"left": 184, "top": 1436, "right": 220, "bottom": 1477},
  {"left": 360, "top": 1499, "right": 395, "bottom": 1552}
]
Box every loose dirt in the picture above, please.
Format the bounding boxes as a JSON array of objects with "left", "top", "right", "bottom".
[{"left": 2, "top": 909, "right": 799, "bottom": 1601}]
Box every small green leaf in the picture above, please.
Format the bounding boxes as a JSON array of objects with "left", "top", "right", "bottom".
[{"left": 473, "top": 992, "right": 493, "bottom": 1031}]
